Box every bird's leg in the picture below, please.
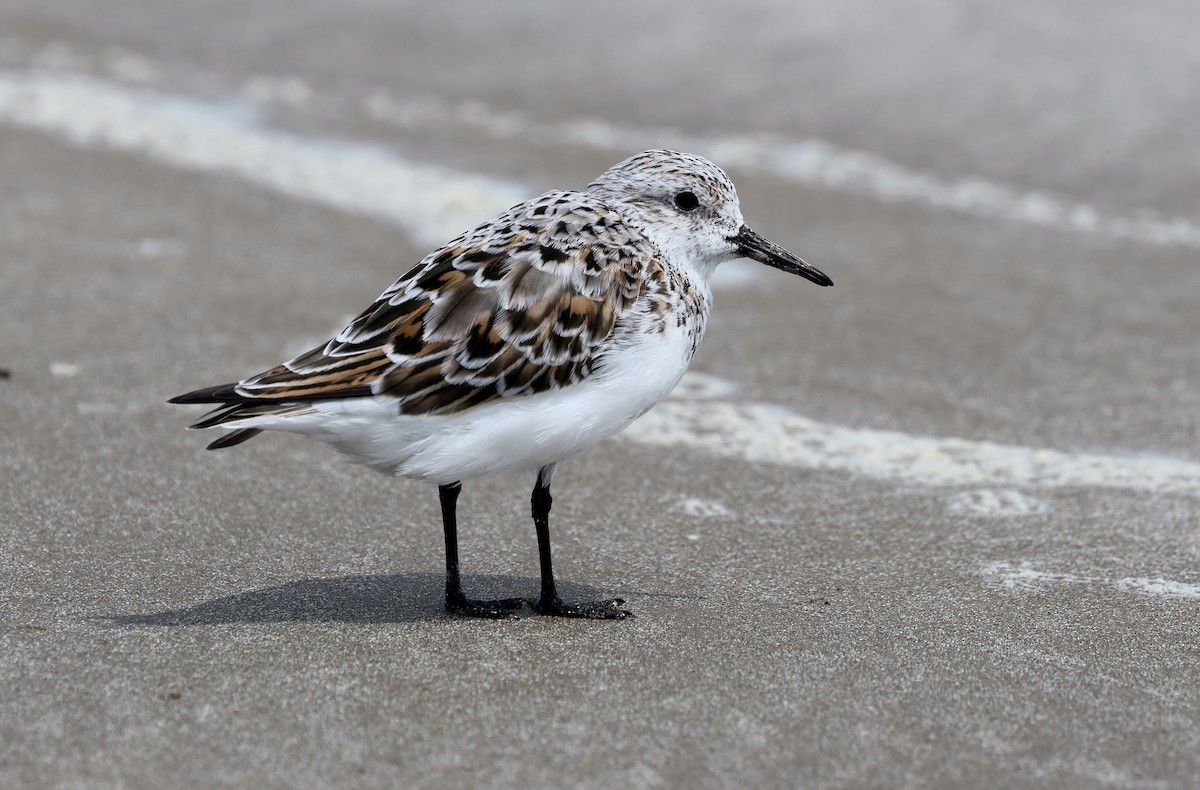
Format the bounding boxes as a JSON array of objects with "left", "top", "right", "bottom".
[
  {"left": 529, "top": 466, "right": 633, "bottom": 619},
  {"left": 438, "top": 482, "right": 524, "bottom": 618}
]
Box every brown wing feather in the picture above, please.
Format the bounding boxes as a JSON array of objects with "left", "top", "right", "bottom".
[{"left": 221, "top": 191, "right": 657, "bottom": 416}]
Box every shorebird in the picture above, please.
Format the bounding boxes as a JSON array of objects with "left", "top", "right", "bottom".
[{"left": 171, "top": 149, "right": 832, "bottom": 619}]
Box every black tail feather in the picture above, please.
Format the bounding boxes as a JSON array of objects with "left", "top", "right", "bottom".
[
  {"left": 171, "top": 378, "right": 362, "bottom": 453},
  {"left": 188, "top": 405, "right": 246, "bottom": 430},
  {"left": 205, "top": 428, "right": 264, "bottom": 450},
  {"left": 169, "top": 382, "right": 375, "bottom": 404},
  {"left": 187, "top": 400, "right": 303, "bottom": 431}
]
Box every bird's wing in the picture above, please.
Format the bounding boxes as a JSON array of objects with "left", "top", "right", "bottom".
[{"left": 183, "top": 191, "right": 657, "bottom": 416}]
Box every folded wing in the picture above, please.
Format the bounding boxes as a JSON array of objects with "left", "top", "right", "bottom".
[{"left": 172, "top": 191, "right": 656, "bottom": 426}]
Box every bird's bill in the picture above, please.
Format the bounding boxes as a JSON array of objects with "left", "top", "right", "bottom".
[{"left": 731, "top": 226, "right": 832, "bottom": 287}]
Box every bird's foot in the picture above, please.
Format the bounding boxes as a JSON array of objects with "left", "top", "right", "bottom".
[
  {"left": 446, "top": 593, "right": 526, "bottom": 620},
  {"left": 531, "top": 593, "right": 634, "bottom": 619}
]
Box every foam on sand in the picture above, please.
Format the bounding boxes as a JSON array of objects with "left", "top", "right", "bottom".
[
  {"left": 631, "top": 390, "right": 1200, "bottom": 496},
  {"left": 984, "top": 561, "right": 1200, "bottom": 600},
  {"left": 363, "top": 92, "right": 1200, "bottom": 250},
  {"left": 3, "top": 55, "right": 1195, "bottom": 254},
  {"left": 0, "top": 70, "right": 525, "bottom": 248}
]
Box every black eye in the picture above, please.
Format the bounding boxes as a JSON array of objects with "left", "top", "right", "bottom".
[{"left": 674, "top": 191, "right": 700, "bottom": 211}]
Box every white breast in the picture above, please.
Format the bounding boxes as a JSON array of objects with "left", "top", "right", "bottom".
[{"left": 387, "top": 314, "right": 702, "bottom": 482}]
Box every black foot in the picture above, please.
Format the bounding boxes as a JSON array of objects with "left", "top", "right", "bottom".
[
  {"left": 531, "top": 594, "right": 634, "bottom": 620},
  {"left": 446, "top": 594, "right": 526, "bottom": 620}
]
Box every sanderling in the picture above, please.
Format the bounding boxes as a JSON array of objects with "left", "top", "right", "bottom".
[{"left": 171, "top": 149, "right": 832, "bottom": 619}]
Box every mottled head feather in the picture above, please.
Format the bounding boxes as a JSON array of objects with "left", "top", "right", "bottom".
[{"left": 587, "top": 149, "right": 745, "bottom": 275}]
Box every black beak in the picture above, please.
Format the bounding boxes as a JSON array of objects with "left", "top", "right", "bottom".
[{"left": 731, "top": 226, "right": 832, "bottom": 287}]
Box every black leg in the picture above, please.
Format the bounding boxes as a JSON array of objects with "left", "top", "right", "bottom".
[
  {"left": 530, "top": 466, "right": 633, "bottom": 619},
  {"left": 439, "top": 482, "right": 524, "bottom": 619}
]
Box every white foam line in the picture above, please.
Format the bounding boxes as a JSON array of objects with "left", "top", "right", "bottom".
[
  {"left": 1115, "top": 577, "right": 1200, "bottom": 599},
  {"left": 6, "top": 63, "right": 1193, "bottom": 258},
  {"left": 8, "top": 33, "right": 1198, "bottom": 250},
  {"left": 984, "top": 562, "right": 1200, "bottom": 600},
  {"left": 365, "top": 93, "right": 1200, "bottom": 249},
  {"left": 983, "top": 562, "right": 1097, "bottom": 590},
  {"left": 0, "top": 71, "right": 525, "bottom": 248},
  {"left": 629, "top": 398, "right": 1200, "bottom": 495}
]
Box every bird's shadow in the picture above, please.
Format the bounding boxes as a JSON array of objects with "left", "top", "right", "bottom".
[{"left": 103, "top": 573, "right": 630, "bottom": 626}]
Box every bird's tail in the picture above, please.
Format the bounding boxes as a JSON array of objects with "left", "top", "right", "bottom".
[{"left": 169, "top": 384, "right": 309, "bottom": 450}]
